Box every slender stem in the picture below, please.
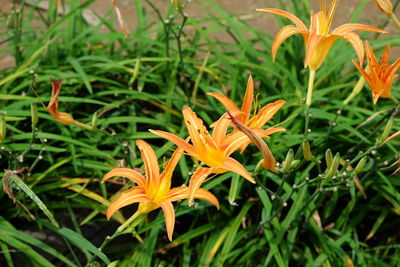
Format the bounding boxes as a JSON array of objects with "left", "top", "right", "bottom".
[
  {"left": 305, "top": 69, "right": 316, "bottom": 108},
  {"left": 117, "top": 210, "right": 141, "bottom": 233},
  {"left": 343, "top": 70, "right": 367, "bottom": 105},
  {"left": 391, "top": 13, "right": 400, "bottom": 29}
]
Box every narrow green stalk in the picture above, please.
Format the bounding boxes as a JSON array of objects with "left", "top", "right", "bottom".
[
  {"left": 391, "top": 13, "right": 400, "bottom": 29},
  {"left": 305, "top": 69, "right": 316, "bottom": 108}
]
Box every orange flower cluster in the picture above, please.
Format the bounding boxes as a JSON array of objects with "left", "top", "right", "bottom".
[{"left": 103, "top": 76, "right": 285, "bottom": 240}]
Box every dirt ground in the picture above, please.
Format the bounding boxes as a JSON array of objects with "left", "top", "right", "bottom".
[{"left": 1, "top": 0, "right": 398, "bottom": 69}]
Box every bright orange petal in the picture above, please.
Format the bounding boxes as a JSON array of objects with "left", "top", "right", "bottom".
[
  {"left": 182, "top": 106, "right": 214, "bottom": 152},
  {"left": 238, "top": 127, "right": 286, "bottom": 153},
  {"left": 211, "top": 113, "right": 231, "bottom": 145},
  {"left": 304, "top": 27, "right": 324, "bottom": 69},
  {"left": 247, "top": 100, "right": 286, "bottom": 128},
  {"left": 188, "top": 167, "right": 213, "bottom": 206},
  {"left": 372, "top": 93, "right": 380, "bottom": 104},
  {"left": 256, "top": 8, "right": 307, "bottom": 30},
  {"left": 102, "top": 168, "right": 146, "bottom": 188},
  {"left": 222, "top": 131, "right": 252, "bottom": 156},
  {"left": 161, "top": 147, "right": 184, "bottom": 181},
  {"left": 164, "top": 187, "right": 219, "bottom": 209},
  {"left": 381, "top": 44, "right": 390, "bottom": 66},
  {"left": 331, "top": 24, "right": 386, "bottom": 35},
  {"left": 208, "top": 92, "right": 240, "bottom": 112},
  {"left": 136, "top": 140, "right": 160, "bottom": 188},
  {"left": 221, "top": 157, "right": 254, "bottom": 183},
  {"left": 149, "top": 129, "right": 198, "bottom": 157},
  {"left": 159, "top": 202, "right": 175, "bottom": 241},
  {"left": 365, "top": 41, "right": 379, "bottom": 67},
  {"left": 106, "top": 187, "right": 148, "bottom": 220},
  {"left": 271, "top": 25, "right": 304, "bottom": 62},
  {"left": 341, "top": 32, "right": 364, "bottom": 65},
  {"left": 240, "top": 76, "right": 254, "bottom": 121}
]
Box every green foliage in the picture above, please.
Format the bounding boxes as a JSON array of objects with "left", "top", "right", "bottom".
[{"left": 1, "top": 0, "right": 399, "bottom": 266}]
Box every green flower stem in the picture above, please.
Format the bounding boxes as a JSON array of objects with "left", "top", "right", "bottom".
[{"left": 305, "top": 69, "right": 316, "bottom": 108}]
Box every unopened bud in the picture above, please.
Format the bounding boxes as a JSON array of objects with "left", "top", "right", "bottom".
[
  {"left": 31, "top": 103, "right": 38, "bottom": 128},
  {"left": 0, "top": 113, "right": 6, "bottom": 143},
  {"left": 380, "top": 117, "right": 393, "bottom": 144},
  {"left": 355, "top": 157, "right": 368, "bottom": 174},
  {"left": 290, "top": 160, "right": 300, "bottom": 168},
  {"left": 171, "top": 0, "right": 184, "bottom": 11},
  {"left": 375, "top": 0, "right": 393, "bottom": 15},
  {"left": 281, "top": 149, "right": 294, "bottom": 173},
  {"left": 326, "top": 152, "right": 341, "bottom": 179},
  {"left": 302, "top": 140, "right": 313, "bottom": 161},
  {"left": 91, "top": 112, "right": 98, "bottom": 129},
  {"left": 325, "top": 148, "right": 333, "bottom": 170}
]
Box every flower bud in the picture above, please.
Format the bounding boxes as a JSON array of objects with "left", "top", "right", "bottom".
[
  {"left": 375, "top": 0, "right": 393, "bottom": 16},
  {"left": 302, "top": 140, "right": 313, "bottom": 161},
  {"left": 380, "top": 117, "right": 393, "bottom": 144},
  {"left": 0, "top": 113, "right": 6, "bottom": 143},
  {"left": 31, "top": 103, "right": 38, "bottom": 128},
  {"left": 281, "top": 149, "right": 294, "bottom": 173},
  {"left": 326, "top": 152, "right": 341, "bottom": 179},
  {"left": 325, "top": 148, "right": 333, "bottom": 169},
  {"left": 91, "top": 112, "right": 98, "bottom": 129},
  {"left": 171, "top": 0, "right": 184, "bottom": 11},
  {"left": 355, "top": 157, "right": 368, "bottom": 174}
]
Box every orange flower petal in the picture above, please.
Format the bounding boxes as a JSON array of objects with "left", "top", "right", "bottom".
[
  {"left": 182, "top": 106, "right": 215, "bottom": 153},
  {"left": 106, "top": 187, "right": 148, "bottom": 220},
  {"left": 164, "top": 186, "right": 219, "bottom": 209},
  {"left": 222, "top": 131, "right": 252, "bottom": 156},
  {"left": 331, "top": 24, "right": 386, "bottom": 35},
  {"left": 211, "top": 113, "right": 232, "bottom": 145},
  {"left": 247, "top": 100, "right": 286, "bottom": 128},
  {"left": 159, "top": 202, "right": 175, "bottom": 241},
  {"left": 240, "top": 76, "right": 254, "bottom": 122},
  {"left": 221, "top": 157, "right": 254, "bottom": 183},
  {"left": 341, "top": 32, "right": 364, "bottom": 65},
  {"left": 188, "top": 167, "right": 213, "bottom": 206},
  {"left": 161, "top": 147, "right": 184, "bottom": 182},
  {"left": 365, "top": 41, "right": 379, "bottom": 67},
  {"left": 136, "top": 140, "right": 160, "bottom": 188},
  {"left": 149, "top": 129, "right": 198, "bottom": 157},
  {"left": 256, "top": 8, "right": 307, "bottom": 30},
  {"left": 208, "top": 92, "right": 240, "bottom": 112},
  {"left": 47, "top": 80, "right": 63, "bottom": 114},
  {"left": 271, "top": 25, "right": 304, "bottom": 62},
  {"left": 102, "top": 168, "right": 146, "bottom": 188},
  {"left": 381, "top": 44, "right": 390, "bottom": 66}
]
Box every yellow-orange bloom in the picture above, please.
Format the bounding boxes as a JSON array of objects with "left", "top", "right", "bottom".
[
  {"left": 46, "top": 80, "right": 75, "bottom": 125},
  {"left": 103, "top": 140, "right": 219, "bottom": 241},
  {"left": 150, "top": 107, "right": 257, "bottom": 205},
  {"left": 353, "top": 41, "right": 400, "bottom": 104},
  {"left": 257, "top": 0, "right": 386, "bottom": 70},
  {"left": 208, "top": 75, "right": 286, "bottom": 152}
]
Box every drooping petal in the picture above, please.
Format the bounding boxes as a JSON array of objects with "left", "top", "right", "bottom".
[
  {"left": 247, "top": 100, "right": 286, "bottom": 128},
  {"left": 271, "top": 25, "right": 304, "bottom": 62},
  {"left": 164, "top": 187, "right": 220, "bottom": 209},
  {"left": 208, "top": 92, "right": 240, "bottom": 112},
  {"left": 256, "top": 8, "right": 307, "bottom": 30},
  {"left": 47, "top": 80, "right": 63, "bottom": 114},
  {"left": 222, "top": 131, "right": 252, "bottom": 156},
  {"left": 240, "top": 76, "right": 254, "bottom": 122},
  {"left": 182, "top": 106, "right": 215, "bottom": 153},
  {"left": 188, "top": 167, "right": 213, "bottom": 206},
  {"left": 238, "top": 127, "right": 286, "bottom": 153},
  {"left": 228, "top": 113, "right": 276, "bottom": 171},
  {"left": 149, "top": 129, "right": 198, "bottom": 157},
  {"left": 159, "top": 202, "right": 175, "bottom": 241},
  {"left": 136, "top": 140, "right": 160, "bottom": 188},
  {"left": 341, "top": 32, "right": 364, "bottom": 65},
  {"left": 221, "top": 157, "right": 254, "bottom": 183},
  {"left": 106, "top": 187, "right": 149, "bottom": 220},
  {"left": 103, "top": 168, "right": 146, "bottom": 188},
  {"left": 331, "top": 24, "right": 386, "bottom": 35}
]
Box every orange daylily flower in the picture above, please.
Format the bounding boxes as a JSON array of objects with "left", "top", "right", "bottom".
[
  {"left": 103, "top": 140, "right": 219, "bottom": 241},
  {"left": 150, "top": 107, "right": 257, "bottom": 205},
  {"left": 208, "top": 75, "right": 286, "bottom": 152},
  {"left": 353, "top": 42, "right": 400, "bottom": 104},
  {"left": 257, "top": 0, "right": 386, "bottom": 70},
  {"left": 47, "top": 80, "right": 75, "bottom": 125}
]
